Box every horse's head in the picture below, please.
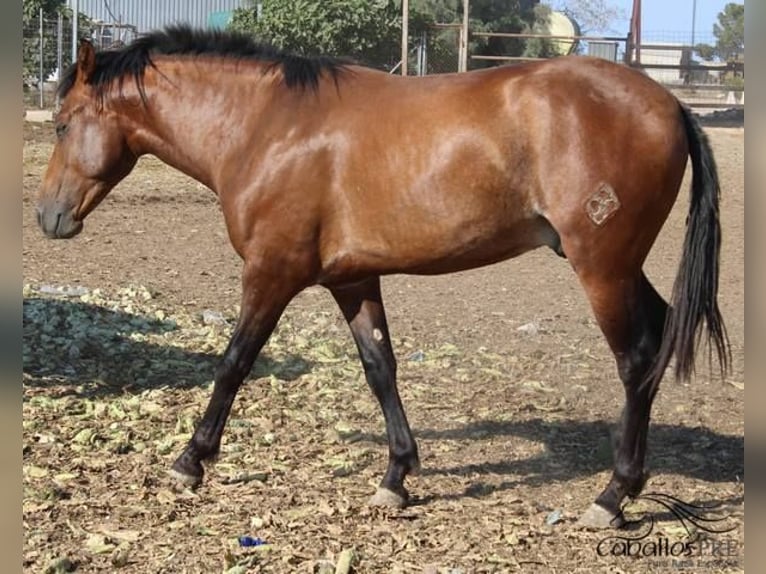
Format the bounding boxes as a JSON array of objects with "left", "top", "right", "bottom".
[{"left": 37, "top": 40, "right": 138, "bottom": 239}]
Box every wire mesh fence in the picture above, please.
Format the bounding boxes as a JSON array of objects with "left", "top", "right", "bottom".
[
  {"left": 638, "top": 31, "right": 717, "bottom": 84},
  {"left": 22, "top": 13, "right": 742, "bottom": 112},
  {"left": 23, "top": 12, "right": 73, "bottom": 110},
  {"left": 410, "top": 26, "right": 743, "bottom": 109},
  {"left": 423, "top": 26, "right": 460, "bottom": 75},
  {"left": 23, "top": 10, "right": 139, "bottom": 110},
  {"left": 636, "top": 31, "right": 743, "bottom": 108}
]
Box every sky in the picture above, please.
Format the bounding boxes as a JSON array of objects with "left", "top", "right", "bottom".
[{"left": 604, "top": 0, "right": 735, "bottom": 41}]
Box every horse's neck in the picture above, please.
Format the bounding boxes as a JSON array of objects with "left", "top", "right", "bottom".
[
  {"left": 124, "top": 61, "right": 264, "bottom": 193},
  {"left": 133, "top": 127, "right": 217, "bottom": 190}
]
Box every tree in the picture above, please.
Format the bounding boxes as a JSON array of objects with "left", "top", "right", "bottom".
[
  {"left": 230, "top": 0, "right": 590, "bottom": 73},
  {"left": 716, "top": 2, "right": 744, "bottom": 61},
  {"left": 522, "top": 4, "right": 561, "bottom": 59},
  {"left": 467, "top": 0, "right": 540, "bottom": 66},
  {"left": 23, "top": 0, "right": 63, "bottom": 20},
  {"left": 230, "top": 0, "right": 401, "bottom": 69},
  {"left": 694, "top": 2, "right": 743, "bottom": 89},
  {"left": 408, "top": 0, "right": 460, "bottom": 26},
  {"left": 407, "top": 0, "right": 551, "bottom": 69},
  {"left": 696, "top": 3, "right": 744, "bottom": 62},
  {"left": 550, "top": 0, "right": 623, "bottom": 34}
]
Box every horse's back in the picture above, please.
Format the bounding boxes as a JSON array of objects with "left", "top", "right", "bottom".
[{"left": 311, "top": 58, "right": 689, "bottom": 283}]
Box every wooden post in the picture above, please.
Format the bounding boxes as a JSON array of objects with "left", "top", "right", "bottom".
[{"left": 401, "top": 0, "right": 408, "bottom": 76}]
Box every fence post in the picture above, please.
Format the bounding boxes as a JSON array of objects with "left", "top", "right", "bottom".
[
  {"left": 39, "top": 8, "right": 44, "bottom": 109},
  {"left": 459, "top": 0, "right": 469, "bottom": 72},
  {"left": 72, "top": 0, "right": 79, "bottom": 64},
  {"left": 57, "top": 11, "right": 63, "bottom": 89},
  {"left": 401, "top": 0, "right": 408, "bottom": 76},
  {"left": 416, "top": 32, "right": 427, "bottom": 76}
]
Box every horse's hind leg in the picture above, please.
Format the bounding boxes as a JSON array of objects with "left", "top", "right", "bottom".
[
  {"left": 330, "top": 277, "right": 420, "bottom": 508},
  {"left": 576, "top": 272, "right": 668, "bottom": 528}
]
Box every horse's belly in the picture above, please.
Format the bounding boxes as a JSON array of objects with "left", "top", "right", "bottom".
[
  {"left": 318, "top": 213, "right": 556, "bottom": 283},
  {"left": 396, "top": 214, "right": 555, "bottom": 274}
]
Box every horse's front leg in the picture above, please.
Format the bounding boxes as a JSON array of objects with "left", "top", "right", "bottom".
[
  {"left": 170, "top": 259, "right": 302, "bottom": 487},
  {"left": 331, "top": 277, "right": 420, "bottom": 508}
]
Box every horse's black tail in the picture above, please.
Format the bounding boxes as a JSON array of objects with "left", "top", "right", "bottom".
[{"left": 645, "top": 104, "right": 731, "bottom": 391}]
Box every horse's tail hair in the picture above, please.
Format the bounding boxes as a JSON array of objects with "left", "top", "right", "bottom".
[{"left": 644, "top": 104, "right": 731, "bottom": 391}]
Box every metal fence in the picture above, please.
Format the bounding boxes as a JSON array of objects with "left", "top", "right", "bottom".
[
  {"left": 402, "top": 24, "right": 460, "bottom": 76},
  {"left": 24, "top": 14, "right": 743, "bottom": 112},
  {"left": 633, "top": 32, "right": 744, "bottom": 109},
  {"left": 423, "top": 25, "right": 461, "bottom": 75},
  {"left": 391, "top": 26, "right": 460, "bottom": 76},
  {"left": 23, "top": 12, "right": 72, "bottom": 110},
  {"left": 411, "top": 27, "right": 743, "bottom": 110},
  {"left": 23, "top": 10, "right": 142, "bottom": 110}
]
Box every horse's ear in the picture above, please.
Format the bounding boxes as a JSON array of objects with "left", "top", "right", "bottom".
[{"left": 76, "top": 39, "right": 96, "bottom": 83}]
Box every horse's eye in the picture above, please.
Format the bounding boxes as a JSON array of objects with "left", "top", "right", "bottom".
[{"left": 55, "top": 123, "right": 68, "bottom": 138}]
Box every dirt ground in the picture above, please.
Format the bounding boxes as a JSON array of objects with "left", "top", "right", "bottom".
[{"left": 22, "top": 121, "right": 744, "bottom": 573}]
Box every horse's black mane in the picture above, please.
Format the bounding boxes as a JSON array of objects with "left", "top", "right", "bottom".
[{"left": 58, "top": 25, "right": 348, "bottom": 100}]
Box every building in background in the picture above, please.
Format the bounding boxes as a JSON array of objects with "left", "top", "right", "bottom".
[
  {"left": 639, "top": 42, "right": 685, "bottom": 84},
  {"left": 67, "top": 0, "right": 249, "bottom": 38}
]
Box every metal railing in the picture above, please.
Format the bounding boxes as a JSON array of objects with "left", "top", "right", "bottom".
[{"left": 464, "top": 31, "right": 743, "bottom": 111}]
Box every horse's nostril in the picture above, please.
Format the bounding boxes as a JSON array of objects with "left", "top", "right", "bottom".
[{"left": 36, "top": 208, "right": 42, "bottom": 227}]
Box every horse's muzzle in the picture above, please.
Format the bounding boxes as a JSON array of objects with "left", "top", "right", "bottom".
[{"left": 37, "top": 202, "right": 83, "bottom": 239}]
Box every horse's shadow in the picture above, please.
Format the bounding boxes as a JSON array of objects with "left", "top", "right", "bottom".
[
  {"left": 418, "top": 419, "right": 744, "bottom": 502},
  {"left": 23, "top": 297, "right": 744, "bottom": 504},
  {"left": 22, "top": 296, "right": 312, "bottom": 397},
  {"left": 351, "top": 418, "right": 743, "bottom": 503}
]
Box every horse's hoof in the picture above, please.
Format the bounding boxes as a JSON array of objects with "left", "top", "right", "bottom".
[
  {"left": 368, "top": 487, "right": 407, "bottom": 509},
  {"left": 577, "top": 503, "right": 625, "bottom": 529},
  {"left": 168, "top": 467, "right": 202, "bottom": 489}
]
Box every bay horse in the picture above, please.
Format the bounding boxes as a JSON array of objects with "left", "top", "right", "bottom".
[{"left": 37, "top": 26, "right": 729, "bottom": 529}]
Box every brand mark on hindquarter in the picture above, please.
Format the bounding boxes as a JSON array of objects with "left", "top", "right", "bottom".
[{"left": 585, "top": 183, "right": 620, "bottom": 226}]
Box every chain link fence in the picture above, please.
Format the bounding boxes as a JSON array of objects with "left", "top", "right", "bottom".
[
  {"left": 396, "top": 26, "right": 460, "bottom": 76},
  {"left": 423, "top": 26, "right": 460, "bottom": 74},
  {"left": 23, "top": 10, "right": 138, "bottom": 110},
  {"left": 23, "top": 11, "right": 73, "bottom": 110}
]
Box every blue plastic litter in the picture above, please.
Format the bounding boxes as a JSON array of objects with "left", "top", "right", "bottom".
[{"left": 238, "top": 536, "right": 266, "bottom": 547}]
